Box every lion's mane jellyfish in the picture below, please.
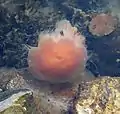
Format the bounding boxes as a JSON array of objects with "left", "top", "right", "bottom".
[
  {"left": 88, "top": 13, "right": 118, "bottom": 36},
  {"left": 28, "top": 20, "right": 89, "bottom": 83}
]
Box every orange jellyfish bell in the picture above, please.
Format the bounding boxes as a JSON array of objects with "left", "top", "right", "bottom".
[{"left": 28, "top": 20, "right": 88, "bottom": 83}]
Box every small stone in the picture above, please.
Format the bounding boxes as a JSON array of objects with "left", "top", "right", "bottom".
[{"left": 88, "top": 13, "right": 118, "bottom": 36}]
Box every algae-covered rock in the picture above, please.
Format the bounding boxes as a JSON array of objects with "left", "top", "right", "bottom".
[
  {"left": 72, "top": 76, "right": 120, "bottom": 114},
  {"left": 0, "top": 89, "right": 36, "bottom": 114}
]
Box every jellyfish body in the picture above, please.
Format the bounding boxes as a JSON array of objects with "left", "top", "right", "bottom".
[{"left": 28, "top": 20, "right": 88, "bottom": 83}]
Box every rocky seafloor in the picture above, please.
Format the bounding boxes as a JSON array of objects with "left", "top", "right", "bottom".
[{"left": 1, "top": 0, "right": 120, "bottom": 114}]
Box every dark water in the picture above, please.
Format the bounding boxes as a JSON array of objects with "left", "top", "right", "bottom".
[{"left": 0, "top": 0, "right": 120, "bottom": 77}]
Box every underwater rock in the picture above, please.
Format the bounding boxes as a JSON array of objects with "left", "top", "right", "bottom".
[
  {"left": 3, "top": 68, "right": 120, "bottom": 114},
  {"left": 71, "top": 76, "right": 120, "bottom": 114},
  {"left": 0, "top": 68, "right": 18, "bottom": 90},
  {"left": 0, "top": 89, "right": 37, "bottom": 114}
]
